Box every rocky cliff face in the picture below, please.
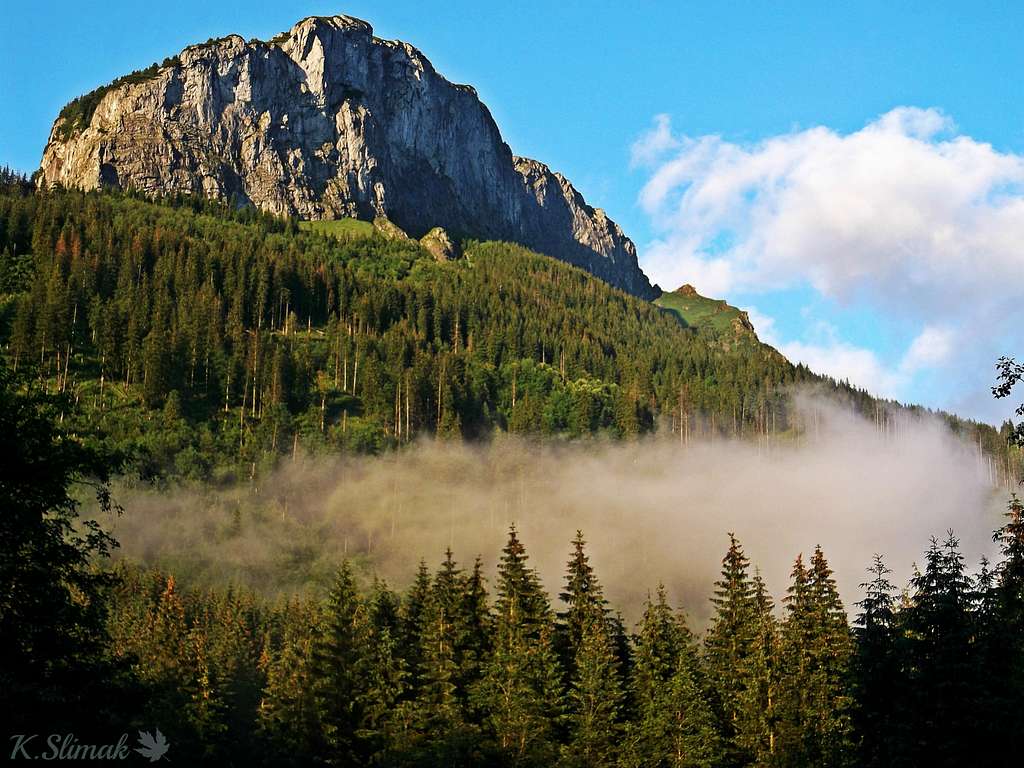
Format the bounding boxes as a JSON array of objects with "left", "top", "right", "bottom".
[{"left": 38, "top": 15, "right": 657, "bottom": 298}]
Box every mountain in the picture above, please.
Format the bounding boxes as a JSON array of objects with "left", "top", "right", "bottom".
[{"left": 37, "top": 14, "right": 657, "bottom": 298}]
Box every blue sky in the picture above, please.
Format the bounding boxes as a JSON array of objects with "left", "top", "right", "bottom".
[{"left": 3, "top": 1, "right": 1022, "bottom": 421}]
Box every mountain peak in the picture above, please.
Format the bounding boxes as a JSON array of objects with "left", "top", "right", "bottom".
[{"left": 37, "top": 15, "right": 656, "bottom": 298}]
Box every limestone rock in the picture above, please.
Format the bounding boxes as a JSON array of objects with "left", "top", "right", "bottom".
[
  {"left": 38, "top": 15, "right": 657, "bottom": 298},
  {"left": 420, "top": 226, "right": 460, "bottom": 261},
  {"left": 373, "top": 216, "right": 410, "bottom": 241}
]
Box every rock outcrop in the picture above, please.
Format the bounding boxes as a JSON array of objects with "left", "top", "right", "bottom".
[
  {"left": 420, "top": 227, "right": 460, "bottom": 262},
  {"left": 38, "top": 15, "right": 657, "bottom": 298}
]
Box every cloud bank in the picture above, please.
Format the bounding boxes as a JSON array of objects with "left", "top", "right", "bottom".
[{"left": 632, "top": 108, "right": 1024, "bottom": 411}]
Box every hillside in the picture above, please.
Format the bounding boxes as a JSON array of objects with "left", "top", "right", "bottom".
[
  {"left": 36, "top": 14, "right": 657, "bottom": 298},
  {"left": 0, "top": 176, "right": 1018, "bottom": 483}
]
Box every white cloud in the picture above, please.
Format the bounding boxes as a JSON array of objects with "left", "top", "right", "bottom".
[
  {"left": 744, "top": 308, "right": 956, "bottom": 402},
  {"left": 782, "top": 338, "right": 903, "bottom": 398},
  {"left": 633, "top": 108, "right": 1024, "bottom": 311},
  {"left": 746, "top": 310, "right": 904, "bottom": 397},
  {"left": 742, "top": 306, "right": 778, "bottom": 346},
  {"left": 900, "top": 326, "right": 955, "bottom": 373},
  {"left": 634, "top": 109, "right": 1024, "bottom": 416},
  {"left": 630, "top": 113, "right": 680, "bottom": 168}
]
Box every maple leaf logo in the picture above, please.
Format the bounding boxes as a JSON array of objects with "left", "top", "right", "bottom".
[{"left": 135, "top": 728, "right": 170, "bottom": 762}]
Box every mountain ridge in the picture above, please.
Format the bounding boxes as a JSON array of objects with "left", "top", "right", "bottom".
[{"left": 37, "top": 14, "right": 658, "bottom": 298}]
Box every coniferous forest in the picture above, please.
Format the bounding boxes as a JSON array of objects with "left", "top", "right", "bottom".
[
  {"left": 3, "top": 168, "right": 1024, "bottom": 766},
  {"left": 4, "top": 354, "right": 1024, "bottom": 766},
  {"left": 0, "top": 171, "right": 1019, "bottom": 484}
]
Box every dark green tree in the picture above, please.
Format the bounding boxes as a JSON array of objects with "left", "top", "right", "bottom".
[
  {"left": 0, "top": 358, "right": 126, "bottom": 733},
  {"left": 852, "top": 555, "right": 899, "bottom": 768},
  {"left": 993, "top": 356, "right": 1024, "bottom": 445},
  {"left": 703, "top": 533, "right": 760, "bottom": 765},
  {"left": 735, "top": 570, "right": 779, "bottom": 765},
  {"left": 557, "top": 530, "right": 609, "bottom": 672},
  {"left": 560, "top": 614, "right": 622, "bottom": 768},
  {"left": 776, "top": 547, "right": 854, "bottom": 767},
  {"left": 311, "top": 561, "right": 368, "bottom": 765},
  {"left": 473, "top": 527, "right": 563, "bottom": 766},
  {"left": 987, "top": 496, "right": 1024, "bottom": 757},
  {"left": 622, "top": 585, "right": 721, "bottom": 768},
  {"left": 259, "top": 600, "right": 322, "bottom": 764},
  {"left": 899, "top": 533, "right": 980, "bottom": 768}
]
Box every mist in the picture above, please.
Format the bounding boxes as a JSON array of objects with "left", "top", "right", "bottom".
[{"left": 98, "top": 394, "right": 1010, "bottom": 624}]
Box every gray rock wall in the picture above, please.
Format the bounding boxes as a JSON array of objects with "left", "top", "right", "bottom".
[{"left": 38, "top": 15, "right": 657, "bottom": 298}]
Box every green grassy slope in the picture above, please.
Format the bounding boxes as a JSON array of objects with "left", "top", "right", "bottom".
[
  {"left": 655, "top": 284, "right": 756, "bottom": 336},
  {"left": 298, "top": 218, "right": 377, "bottom": 240}
]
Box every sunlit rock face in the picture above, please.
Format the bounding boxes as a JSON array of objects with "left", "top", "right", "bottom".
[{"left": 39, "top": 15, "right": 657, "bottom": 298}]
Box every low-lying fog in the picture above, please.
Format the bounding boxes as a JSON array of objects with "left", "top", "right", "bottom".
[{"left": 98, "top": 395, "right": 1011, "bottom": 624}]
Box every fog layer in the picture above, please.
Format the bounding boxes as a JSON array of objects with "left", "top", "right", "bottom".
[{"left": 101, "top": 396, "right": 1008, "bottom": 623}]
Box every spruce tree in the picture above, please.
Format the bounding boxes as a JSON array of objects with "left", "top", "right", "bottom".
[
  {"left": 557, "top": 530, "right": 608, "bottom": 670},
  {"left": 356, "top": 624, "right": 412, "bottom": 764},
  {"left": 987, "top": 496, "right": 1024, "bottom": 760},
  {"left": 458, "top": 555, "right": 492, "bottom": 706},
  {"left": 852, "top": 555, "right": 898, "bottom": 768},
  {"left": 402, "top": 559, "right": 433, "bottom": 694},
  {"left": 900, "top": 533, "right": 980, "bottom": 767},
  {"left": 311, "top": 561, "right": 367, "bottom": 765},
  {"left": 623, "top": 586, "right": 721, "bottom": 768},
  {"left": 259, "top": 599, "right": 322, "bottom": 764},
  {"left": 777, "top": 548, "right": 853, "bottom": 768},
  {"left": 473, "top": 526, "right": 563, "bottom": 765},
  {"left": 561, "top": 614, "right": 622, "bottom": 768},
  {"left": 735, "top": 570, "right": 778, "bottom": 766},
  {"left": 408, "top": 550, "right": 481, "bottom": 764},
  {"left": 703, "top": 534, "right": 760, "bottom": 765}
]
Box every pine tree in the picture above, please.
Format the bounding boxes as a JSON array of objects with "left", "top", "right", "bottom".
[
  {"left": 458, "top": 555, "right": 493, "bottom": 702},
  {"left": 259, "top": 600, "right": 322, "bottom": 764},
  {"left": 407, "top": 549, "right": 481, "bottom": 764},
  {"left": 806, "top": 547, "right": 853, "bottom": 766},
  {"left": 473, "top": 526, "right": 564, "bottom": 765},
  {"left": 557, "top": 530, "right": 608, "bottom": 673},
  {"left": 560, "top": 614, "right": 622, "bottom": 768},
  {"left": 493, "top": 526, "right": 550, "bottom": 632},
  {"left": 0, "top": 358, "right": 126, "bottom": 734},
  {"left": 311, "top": 561, "right": 367, "bottom": 765},
  {"left": 776, "top": 548, "right": 853, "bottom": 768},
  {"left": 369, "top": 578, "right": 402, "bottom": 637},
  {"left": 622, "top": 586, "right": 721, "bottom": 768},
  {"left": 402, "top": 559, "right": 433, "bottom": 695},
  {"left": 734, "top": 570, "right": 778, "bottom": 766},
  {"left": 703, "top": 533, "right": 760, "bottom": 764},
  {"left": 900, "top": 533, "right": 980, "bottom": 767},
  {"left": 986, "top": 496, "right": 1024, "bottom": 760},
  {"left": 852, "top": 555, "right": 898, "bottom": 768},
  {"left": 356, "top": 624, "right": 412, "bottom": 764}
]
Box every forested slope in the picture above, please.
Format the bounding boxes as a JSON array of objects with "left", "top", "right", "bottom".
[{"left": 0, "top": 171, "right": 1019, "bottom": 482}]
